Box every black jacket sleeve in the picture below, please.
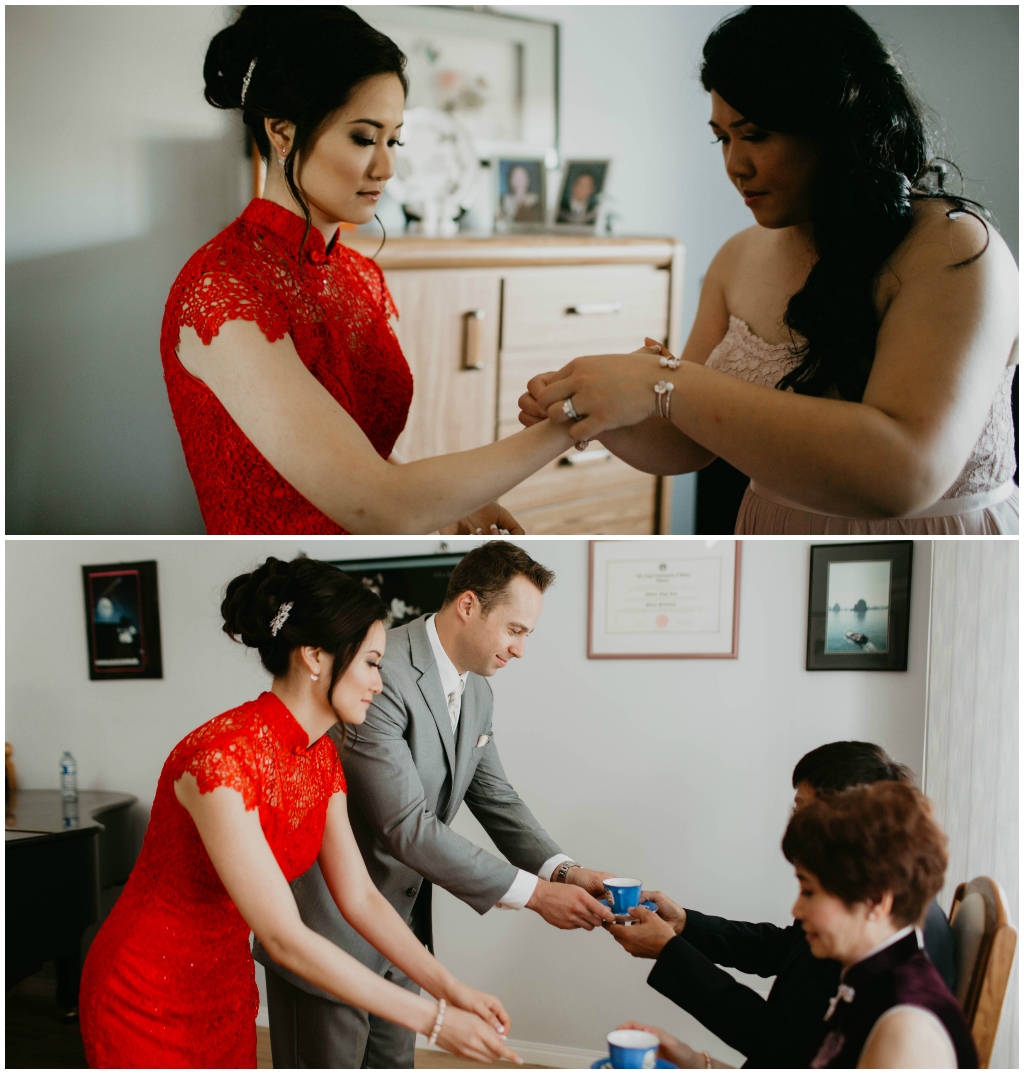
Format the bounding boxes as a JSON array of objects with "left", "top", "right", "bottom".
[
  {"left": 681, "top": 909, "right": 804, "bottom": 976},
  {"left": 923, "top": 898, "right": 956, "bottom": 991},
  {"left": 647, "top": 913, "right": 840, "bottom": 1068}
]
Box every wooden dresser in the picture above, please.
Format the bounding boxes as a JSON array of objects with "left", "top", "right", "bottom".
[{"left": 342, "top": 233, "right": 684, "bottom": 534}]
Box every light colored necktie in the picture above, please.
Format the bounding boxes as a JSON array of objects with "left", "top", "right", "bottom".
[{"left": 446, "top": 680, "right": 464, "bottom": 735}]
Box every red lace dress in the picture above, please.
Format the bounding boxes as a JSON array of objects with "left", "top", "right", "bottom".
[
  {"left": 79, "top": 692, "right": 346, "bottom": 1068},
  {"left": 160, "top": 199, "right": 414, "bottom": 534}
]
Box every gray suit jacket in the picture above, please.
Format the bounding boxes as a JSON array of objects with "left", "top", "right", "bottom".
[{"left": 253, "top": 614, "right": 561, "bottom": 999}]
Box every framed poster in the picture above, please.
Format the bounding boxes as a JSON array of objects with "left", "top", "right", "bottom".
[
  {"left": 82, "top": 561, "right": 163, "bottom": 680},
  {"left": 351, "top": 6, "right": 559, "bottom": 161},
  {"left": 588, "top": 541, "right": 741, "bottom": 659},
  {"left": 330, "top": 552, "right": 466, "bottom": 629},
  {"left": 806, "top": 541, "right": 913, "bottom": 671}
]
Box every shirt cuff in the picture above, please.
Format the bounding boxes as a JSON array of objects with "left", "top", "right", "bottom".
[
  {"left": 539, "top": 853, "right": 573, "bottom": 883},
  {"left": 495, "top": 869, "right": 540, "bottom": 911}
]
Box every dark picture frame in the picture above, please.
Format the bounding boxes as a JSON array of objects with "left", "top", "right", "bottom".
[
  {"left": 82, "top": 561, "right": 163, "bottom": 680},
  {"left": 806, "top": 542, "right": 913, "bottom": 671},
  {"left": 555, "top": 159, "right": 610, "bottom": 230},
  {"left": 329, "top": 552, "right": 467, "bottom": 629}
]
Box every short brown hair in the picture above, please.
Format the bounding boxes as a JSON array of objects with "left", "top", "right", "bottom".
[
  {"left": 442, "top": 541, "right": 554, "bottom": 614},
  {"left": 782, "top": 782, "right": 947, "bottom": 927}
]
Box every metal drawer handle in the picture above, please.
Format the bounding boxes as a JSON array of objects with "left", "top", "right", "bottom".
[
  {"left": 565, "top": 302, "right": 622, "bottom": 316},
  {"left": 560, "top": 447, "right": 612, "bottom": 466},
  {"left": 462, "top": 309, "right": 486, "bottom": 370}
]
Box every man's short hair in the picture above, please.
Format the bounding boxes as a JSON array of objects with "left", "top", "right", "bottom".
[
  {"left": 792, "top": 741, "right": 914, "bottom": 793},
  {"left": 442, "top": 541, "right": 555, "bottom": 614}
]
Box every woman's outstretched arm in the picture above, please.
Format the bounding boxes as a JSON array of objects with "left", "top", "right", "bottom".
[
  {"left": 173, "top": 774, "right": 522, "bottom": 1065},
  {"left": 533, "top": 210, "right": 1018, "bottom": 518},
  {"left": 176, "top": 321, "right": 572, "bottom": 533},
  {"left": 316, "top": 790, "right": 513, "bottom": 1037}
]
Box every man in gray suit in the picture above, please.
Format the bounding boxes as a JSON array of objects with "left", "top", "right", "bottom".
[{"left": 255, "top": 542, "right": 616, "bottom": 1068}]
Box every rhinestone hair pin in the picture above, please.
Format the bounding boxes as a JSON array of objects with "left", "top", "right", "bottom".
[
  {"left": 240, "top": 57, "right": 257, "bottom": 108},
  {"left": 270, "top": 601, "right": 293, "bottom": 637}
]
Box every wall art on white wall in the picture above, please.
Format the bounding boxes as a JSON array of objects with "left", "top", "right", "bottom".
[
  {"left": 352, "top": 6, "right": 559, "bottom": 162},
  {"left": 806, "top": 541, "right": 912, "bottom": 671},
  {"left": 81, "top": 561, "right": 163, "bottom": 679},
  {"left": 588, "top": 540, "right": 741, "bottom": 659}
]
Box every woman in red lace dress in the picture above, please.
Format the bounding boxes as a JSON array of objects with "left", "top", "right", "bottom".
[
  {"left": 161, "top": 6, "right": 572, "bottom": 535},
  {"left": 80, "top": 557, "right": 522, "bottom": 1068}
]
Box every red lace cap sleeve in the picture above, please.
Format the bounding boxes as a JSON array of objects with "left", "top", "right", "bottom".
[
  {"left": 168, "top": 240, "right": 291, "bottom": 349},
  {"left": 167, "top": 716, "right": 260, "bottom": 812},
  {"left": 331, "top": 754, "right": 347, "bottom": 796}
]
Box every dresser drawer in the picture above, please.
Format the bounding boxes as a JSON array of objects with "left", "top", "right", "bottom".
[
  {"left": 501, "top": 265, "right": 670, "bottom": 351},
  {"left": 497, "top": 341, "right": 647, "bottom": 427},
  {"left": 510, "top": 485, "right": 657, "bottom": 535}
]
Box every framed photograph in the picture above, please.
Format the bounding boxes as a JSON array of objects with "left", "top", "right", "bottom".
[
  {"left": 352, "top": 6, "right": 559, "bottom": 161},
  {"left": 82, "top": 561, "right": 163, "bottom": 680},
  {"left": 806, "top": 541, "right": 913, "bottom": 671},
  {"left": 588, "top": 540, "right": 741, "bottom": 659},
  {"left": 555, "top": 159, "right": 610, "bottom": 229},
  {"left": 494, "top": 158, "right": 547, "bottom": 228},
  {"left": 330, "top": 552, "right": 467, "bottom": 629}
]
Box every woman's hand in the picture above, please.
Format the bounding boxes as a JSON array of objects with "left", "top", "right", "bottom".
[
  {"left": 532, "top": 352, "right": 667, "bottom": 442},
  {"left": 441, "top": 502, "right": 524, "bottom": 536},
  {"left": 444, "top": 980, "right": 512, "bottom": 1038},
  {"left": 615, "top": 1022, "right": 695, "bottom": 1068},
  {"left": 642, "top": 889, "right": 688, "bottom": 934},
  {"left": 435, "top": 1005, "right": 523, "bottom": 1065},
  {"left": 518, "top": 372, "right": 557, "bottom": 428}
]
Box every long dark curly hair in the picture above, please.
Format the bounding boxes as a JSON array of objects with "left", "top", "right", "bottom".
[{"left": 701, "top": 6, "right": 990, "bottom": 403}]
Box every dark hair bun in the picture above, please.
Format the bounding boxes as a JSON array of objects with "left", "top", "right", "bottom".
[
  {"left": 221, "top": 556, "right": 296, "bottom": 648},
  {"left": 221, "top": 555, "right": 386, "bottom": 684}
]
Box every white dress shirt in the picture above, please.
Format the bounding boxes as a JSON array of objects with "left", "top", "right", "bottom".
[{"left": 424, "top": 614, "right": 572, "bottom": 909}]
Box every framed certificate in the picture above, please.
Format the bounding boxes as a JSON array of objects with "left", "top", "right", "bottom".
[{"left": 588, "top": 541, "right": 741, "bottom": 659}]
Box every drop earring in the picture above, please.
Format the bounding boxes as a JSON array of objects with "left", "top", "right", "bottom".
[{"left": 311, "top": 670, "right": 320, "bottom": 682}]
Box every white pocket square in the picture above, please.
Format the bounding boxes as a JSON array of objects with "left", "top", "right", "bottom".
[{"left": 475, "top": 734, "right": 491, "bottom": 748}]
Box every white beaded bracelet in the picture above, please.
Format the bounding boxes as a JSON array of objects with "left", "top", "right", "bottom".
[
  {"left": 428, "top": 998, "right": 447, "bottom": 1047},
  {"left": 654, "top": 379, "right": 675, "bottom": 420},
  {"left": 659, "top": 353, "right": 681, "bottom": 370}
]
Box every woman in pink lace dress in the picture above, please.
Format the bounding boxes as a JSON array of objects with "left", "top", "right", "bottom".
[{"left": 521, "top": 7, "right": 1018, "bottom": 534}]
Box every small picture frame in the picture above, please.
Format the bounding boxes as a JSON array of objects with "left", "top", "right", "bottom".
[
  {"left": 494, "top": 158, "right": 547, "bottom": 229},
  {"left": 588, "top": 540, "right": 741, "bottom": 659},
  {"left": 555, "top": 159, "right": 610, "bottom": 230},
  {"left": 806, "top": 542, "right": 913, "bottom": 671},
  {"left": 82, "top": 561, "right": 163, "bottom": 680}
]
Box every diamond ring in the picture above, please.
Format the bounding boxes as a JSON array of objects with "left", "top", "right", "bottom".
[{"left": 562, "top": 397, "right": 581, "bottom": 422}]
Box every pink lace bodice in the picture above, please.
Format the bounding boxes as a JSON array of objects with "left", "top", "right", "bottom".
[{"left": 706, "top": 316, "right": 1017, "bottom": 498}]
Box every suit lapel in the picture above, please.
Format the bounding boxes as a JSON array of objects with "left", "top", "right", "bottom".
[{"left": 407, "top": 615, "right": 456, "bottom": 777}]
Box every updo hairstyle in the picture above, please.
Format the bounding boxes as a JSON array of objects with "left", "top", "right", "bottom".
[
  {"left": 701, "top": 6, "right": 989, "bottom": 403},
  {"left": 221, "top": 556, "right": 386, "bottom": 700},
  {"left": 782, "top": 781, "right": 948, "bottom": 927},
  {"left": 204, "top": 6, "right": 408, "bottom": 240}
]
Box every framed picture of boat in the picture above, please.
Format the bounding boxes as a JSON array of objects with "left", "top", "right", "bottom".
[{"left": 806, "top": 542, "right": 913, "bottom": 671}]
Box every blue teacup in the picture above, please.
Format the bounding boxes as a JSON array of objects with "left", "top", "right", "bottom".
[
  {"left": 607, "top": 1029, "right": 659, "bottom": 1069},
  {"left": 603, "top": 878, "right": 657, "bottom": 917}
]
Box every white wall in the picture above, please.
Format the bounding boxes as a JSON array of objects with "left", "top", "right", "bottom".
[
  {"left": 6, "top": 7, "right": 1017, "bottom": 535},
  {"left": 5, "top": 536, "right": 933, "bottom": 1063}
]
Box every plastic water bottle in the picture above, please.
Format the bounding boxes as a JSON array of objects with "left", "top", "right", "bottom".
[{"left": 59, "top": 751, "right": 78, "bottom": 802}]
